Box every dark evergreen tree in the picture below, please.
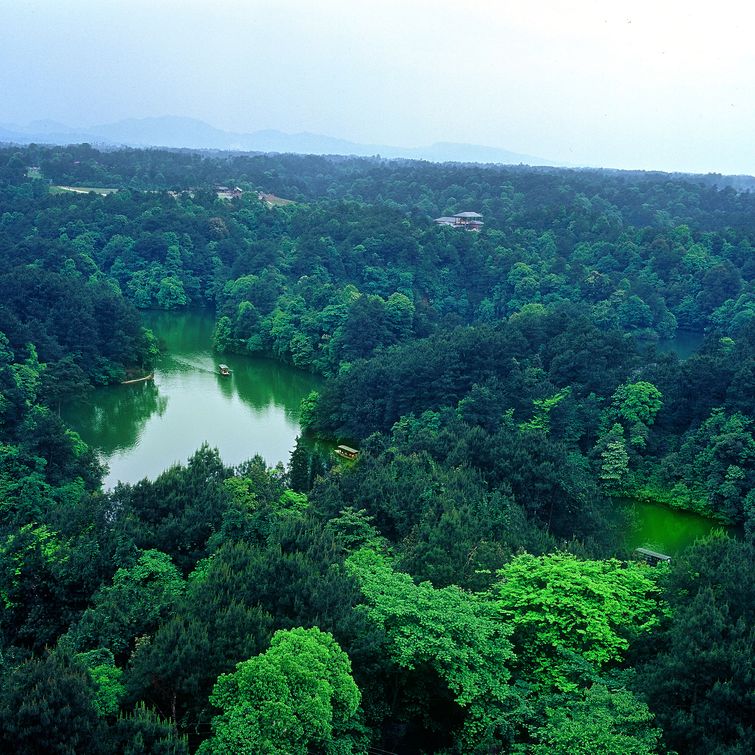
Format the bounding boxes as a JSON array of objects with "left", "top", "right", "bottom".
[
  {"left": 635, "top": 535, "right": 755, "bottom": 754},
  {"left": 288, "top": 436, "right": 310, "bottom": 493},
  {"left": 0, "top": 652, "right": 106, "bottom": 755}
]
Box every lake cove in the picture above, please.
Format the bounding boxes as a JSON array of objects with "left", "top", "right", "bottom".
[
  {"left": 622, "top": 498, "right": 731, "bottom": 556},
  {"left": 63, "top": 310, "right": 321, "bottom": 489}
]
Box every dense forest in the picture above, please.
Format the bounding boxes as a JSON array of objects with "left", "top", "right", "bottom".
[{"left": 0, "top": 143, "right": 752, "bottom": 754}]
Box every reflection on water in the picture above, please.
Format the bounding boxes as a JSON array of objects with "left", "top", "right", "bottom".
[
  {"left": 63, "top": 310, "right": 321, "bottom": 489},
  {"left": 67, "top": 381, "right": 169, "bottom": 454},
  {"left": 622, "top": 498, "right": 729, "bottom": 556}
]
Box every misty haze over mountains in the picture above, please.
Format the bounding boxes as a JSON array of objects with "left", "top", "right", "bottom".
[
  {"left": 0, "top": 115, "right": 561, "bottom": 167},
  {"left": 3, "top": 116, "right": 753, "bottom": 189}
]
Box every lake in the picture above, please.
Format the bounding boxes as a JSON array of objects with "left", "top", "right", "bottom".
[{"left": 63, "top": 310, "right": 321, "bottom": 489}]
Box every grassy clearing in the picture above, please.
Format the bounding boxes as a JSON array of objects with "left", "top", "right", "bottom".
[{"left": 259, "top": 191, "right": 295, "bottom": 206}]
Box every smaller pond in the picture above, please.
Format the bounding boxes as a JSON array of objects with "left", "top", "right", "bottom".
[
  {"left": 623, "top": 498, "right": 729, "bottom": 556},
  {"left": 657, "top": 330, "right": 705, "bottom": 360}
]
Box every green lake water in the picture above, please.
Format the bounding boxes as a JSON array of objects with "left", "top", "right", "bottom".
[
  {"left": 657, "top": 330, "right": 704, "bottom": 360},
  {"left": 622, "top": 498, "right": 728, "bottom": 556},
  {"left": 63, "top": 310, "right": 321, "bottom": 489}
]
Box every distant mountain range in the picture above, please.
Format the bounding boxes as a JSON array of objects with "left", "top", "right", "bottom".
[{"left": 0, "top": 115, "right": 562, "bottom": 166}]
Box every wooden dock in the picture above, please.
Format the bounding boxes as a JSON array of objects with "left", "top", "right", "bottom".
[{"left": 120, "top": 373, "right": 154, "bottom": 385}]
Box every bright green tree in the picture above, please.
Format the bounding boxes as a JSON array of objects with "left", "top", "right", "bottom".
[
  {"left": 520, "top": 388, "right": 571, "bottom": 433},
  {"left": 156, "top": 275, "right": 188, "bottom": 310},
  {"left": 75, "top": 648, "right": 125, "bottom": 718},
  {"left": 493, "top": 553, "right": 662, "bottom": 691},
  {"left": 211, "top": 315, "right": 233, "bottom": 353},
  {"left": 384, "top": 291, "right": 415, "bottom": 340},
  {"left": 298, "top": 389, "right": 320, "bottom": 432},
  {"left": 326, "top": 507, "right": 387, "bottom": 553},
  {"left": 12, "top": 343, "right": 43, "bottom": 406},
  {"left": 530, "top": 683, "right": 661, "bottom": 755},
  {"left": 346, "top": 548, "right": 520, "bottom": 751},
  {"left": 199, "top": 627, "right": 364, "bottom": 755},
  {"left": 608, "top": 381, "right": 663, "bottom": 448}
]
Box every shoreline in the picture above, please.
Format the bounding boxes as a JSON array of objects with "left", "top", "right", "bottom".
[{"left": 120, "top": 372, "right": 154, "bottom": 385}]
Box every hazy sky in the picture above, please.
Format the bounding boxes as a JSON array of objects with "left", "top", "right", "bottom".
[{"left": 2, "top": 0, "right": 753, "bottom": 174}]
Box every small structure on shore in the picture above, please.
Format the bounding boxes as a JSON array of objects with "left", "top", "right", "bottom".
[
  {"left": 634, "top": 547, "right": 672, "bottom": 565},
  {"left": 218, "top": 364, "right": 231, "bottom": 376},
  {"left": 334, "top": 445, "right": 359, "bottom": 460},
  {"left": 121, "top": 372, "right": 154, "bottom": 385},
  {"left": 433, "top": 211, "right": 484, "bottom": 231}
]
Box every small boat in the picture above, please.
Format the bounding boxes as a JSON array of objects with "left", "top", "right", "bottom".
[
  {"left": 218, "top": 364, "right": 231, "bottom": 376},
  {"left": 334, "top": 445, "right": 358, "bottom": 460}
]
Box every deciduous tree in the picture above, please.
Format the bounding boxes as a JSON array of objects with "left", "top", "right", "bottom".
[{"left": 199, "top": 627, "right": 364, "bottom": 755}]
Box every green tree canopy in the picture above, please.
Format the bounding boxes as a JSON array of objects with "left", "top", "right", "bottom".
[
  {"left": 65, "top": 549, "right": 185, "bottom": 659},
  {"left": 0, "top": 651, "right": 106, "bottom": 754},
  {"left": 346, "top": 547, "right": 520, "bottom": 751},
  {"left": 493, "top": 553, "right": 662, "bottom": 691},
  {"left": 199, "top": 627, "right": 364, "bottom": 755},
  {"left": 608, "top": 381, "right": 663, "bottom": 448},
  {"left": 529, "top": 683, "right": 661, "bottom": 755},
  {"left": 636, "top": 535, "right": 755, "bottom": 754}
]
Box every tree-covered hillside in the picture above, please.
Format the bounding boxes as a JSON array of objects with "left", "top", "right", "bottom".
[{"left": 0, "top": 144, "right": 752, "bottom": 753}]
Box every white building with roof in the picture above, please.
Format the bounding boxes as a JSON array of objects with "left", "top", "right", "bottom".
[{"left": 433, "top": 211, "right": 484, "bottom": 230}]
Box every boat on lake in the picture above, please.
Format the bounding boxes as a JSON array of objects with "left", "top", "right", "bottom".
[{"left": 218, "top": 364, "right": 231, "bottom": 376}]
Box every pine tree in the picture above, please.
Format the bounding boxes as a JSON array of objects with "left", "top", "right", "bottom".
[
  {"left": 288, "top": 437, "right": 310, "bottom": 493},
  {"left": 307, "top": 450, "right": 326, "bottom": 490}
]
